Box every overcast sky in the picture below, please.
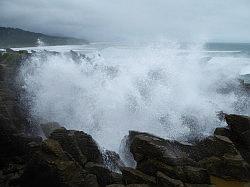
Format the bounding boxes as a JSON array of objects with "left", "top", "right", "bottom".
[{"left": 0, "top": 0, "right": 250, "bottom": 42}]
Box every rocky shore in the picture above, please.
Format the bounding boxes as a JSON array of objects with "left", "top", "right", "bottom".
[{"left": 0, "top": 50, "right": 250, "bottom": 187}]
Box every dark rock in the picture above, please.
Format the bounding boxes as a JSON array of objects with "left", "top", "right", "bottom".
[
  {"left": 214, "top": 127, "right": 231, "bottom": 138},
  {"left": 127, "top": 130, "right": 250, "bottom": 183},
  {"left": 121, "top": 167, "right": 156, "bottom": 185},
  {"left": 184, "top": 184, "right": 215, "bottom": 187},
  {"left": 156, "top": 171, "right": 184, "bottom": 187},
  {"left": 111, "top": 171, "right": 124, "bottom": 184},
  {"left": 83, "top": 174, "right": 100, "bottom": 187},
  {"left": 73, "top": 130, "right": 103, "bottom": 163},
  {"left": 225, "top": 114, "right": 250, "bottom": 148},
  {"left": 0, "top": 130, "right": 42, "bottom": 169},
  {"left": 5, "top": 48, "right": 15, "bottom": 53},
  {"left": 226, "top": 114, "right": 250, "bottom": 133},
  {"left": 0, "top": 164, "right": 25, "bottom": 187},
  {"left": 50, "top": 128, "right": 87, "bottom": 166},
  {"left": 0, "top": 50, "right": 32, "bottom": 137},
  {"left": 137, "top": 159, "right": 178, "bottom": 177},
  {"left": 242, "top": 130, "right": 250, "bottom": 146},
  {"left": 40, "top": 139, "right": 69, "bottom": 160},
  {"left": 106, "top": 184, "right": 125, "bottom": 187},
  {"left": 175, "top": 166, "right": 210, "bottom": 184},
  {"left": 193, "top": 135, "right": 240, "bottom": 161},
  {"left": 188, "top": 133, "right": 250, "bottom": 181},
  {"left": 223, "top": 114, "right": 250, "bottom": 164},
  {"left": 12, "top": 133, "right": 42, "bottom": 153},
  {"left": 0, "top": 64, "right": 5, "bottom": 81},
  {"left": 40, "top": 122, "right": 62, "bottom": 138},
  {"left": 18, "top": 50, "right": 28, "bottom": 54},
  {"left": 85, "top": 162, "right": 122, "bottom": 186},
  {"left": 106, "top": 185, "right": 151, "bottom": 187},
  {"left": 126, "top": 185, "right": 151, "bottom": 187},
  {"left": 19, "top": 139, "right": 86, "bottom": 187},
  {"left": 137, "top": 159, "right": 210, "bottom": 184},
  {"left": 50, "top": 128, "right": 103, "bottom": 166},
  {"left": 199, "top": 155, "right": 250, "bottom": 181},
  {"left": 129, "top": 131, "right": 196, "bottom": 166}
]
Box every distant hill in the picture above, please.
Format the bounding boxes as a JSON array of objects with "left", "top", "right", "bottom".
[{"left": 0, "top": 27, "right": 88, "bottom": 48}]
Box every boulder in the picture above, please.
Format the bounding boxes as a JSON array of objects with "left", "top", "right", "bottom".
[
  {"left": 74, "top": 130, "right": 103, "bottom": 163},
  {"left": 50, "top": 128, "right": 103, "bottom": 166},
  {"left": 49, "top": 128, "right": 88, "bottom": 166},
  {"left": 224, "top": 114, "right": 250, "bottom": 163},
  {"left": 226, "top": 114, "right": 250, "bottom": 133},
  {"left": 85, "top": 162, "right": 122, "bottom": 186},
  {"left": 137, "top": 159, "right": 178, "bottom": 177},
  {"left": 225, "top": 114, "right": 250, "bottom": 148},
  {"left": 106, "top": 184, "right": 125, "bottom": 187},
  {"left": 156, "top": 171, "right": 184, "bottom": 187},
  {"left": 0, "top": 130, "right": 42, "bottom": 169},
  {"left": 19, "top": 139, "right": 86, "bottom": 187},
  {"left": 11, "top": 133, "right": 42, "bottom": 154},
  {"left": 127, "top": 130, "right": 250, "bottom": 183},
  {"left": 0, "top": 163, "right": 25, "bottom": 187},
  {"left": 83, "top": 174, "right": 100, "bottom": 187},
  {"left": 199, "top": 155, "right": 250, "bottom": 181},
  {"left": 129, "top": 131, "right": 196, "bottom": 166},
  {"left": 193, "top": 135, "right": 240, "bottom": 161},
  {"left": 126, "top": 185, "right": 151, "bottom": 187},
  {"left": 121, "top": 167, "right": 156, "bottom": 185},
  {"left": 184, "top": 184, "right": 215, "bottom": 187},
  {"left": 213, "top": 127, "right": 231, "bottom": 138},
  {"left": 175, "top": 166, "right": 210, "bottom": 184},
  {"left": 106, "top": 185, "right": 151, "bottom": 187},
  {"left": 137, "top": 159, "right": 210, "bottom": 184}
]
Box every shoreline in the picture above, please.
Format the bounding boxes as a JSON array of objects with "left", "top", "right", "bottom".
[{"left": 0, "top": 50, "right": 250, "bottom": 186}]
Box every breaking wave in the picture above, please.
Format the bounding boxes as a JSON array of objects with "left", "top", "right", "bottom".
[{"left": 19, "top": 42, "right": 249, "bottom": 151}]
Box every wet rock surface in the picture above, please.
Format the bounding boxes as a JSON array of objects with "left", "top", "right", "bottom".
[
  {"left": 128, "top": 129, "right": 250, "bottom": 183},
  {"left": 40, "top": 122, "right": 62, "bottom": 138},
  {"left": 122, "top": 167, "right": 156, "bottom": 185},
  {"left": 0, "top": 50, "right": 250, "bottom": 186},
  {"left": 225, "top": 114, "right": 250, "bottom": 163}
]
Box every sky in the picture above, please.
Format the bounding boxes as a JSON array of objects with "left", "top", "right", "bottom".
[{"left": 0, "top": 0, "right": 250, "bottom": 42}]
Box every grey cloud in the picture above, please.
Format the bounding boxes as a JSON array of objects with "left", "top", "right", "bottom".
[{"left": 0, "top": 0, "right": 250, "bottom": 42}]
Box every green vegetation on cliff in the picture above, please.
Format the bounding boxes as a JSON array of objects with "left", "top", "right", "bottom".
[{"left": 0, "top": 27, "right": 88, "bottom": 48}]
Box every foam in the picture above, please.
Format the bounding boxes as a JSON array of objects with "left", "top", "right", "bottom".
[{"left": 19, "top": 42, "right": 249, "bottom": 151}]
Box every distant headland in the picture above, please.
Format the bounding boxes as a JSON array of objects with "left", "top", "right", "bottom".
[{"left": 0, "top": 27, "right": 88, "bottom": 48}]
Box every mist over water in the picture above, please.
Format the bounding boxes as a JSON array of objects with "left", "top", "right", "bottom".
[{"left": 19, "top": 42, "right": 249, "bottom": 151}]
